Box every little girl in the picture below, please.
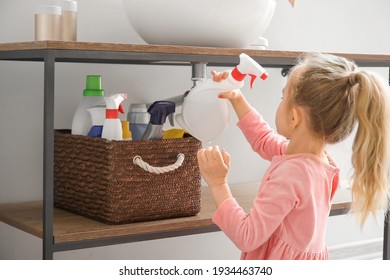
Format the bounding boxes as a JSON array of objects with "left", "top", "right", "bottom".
[{"left": 197, "top": 52, "right": 390, "bottom": 260}]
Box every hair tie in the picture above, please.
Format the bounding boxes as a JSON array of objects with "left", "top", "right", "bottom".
[{"left": 349, "top": 72, "right": 358, "bottom": 86}]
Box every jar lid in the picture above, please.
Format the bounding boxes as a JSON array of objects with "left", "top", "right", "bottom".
[
  {"left": 35, "top": 5, "right": 61, "bottom": 15},
  {"left": 55, "top": 0, "right": 77, "bottom": 12}
]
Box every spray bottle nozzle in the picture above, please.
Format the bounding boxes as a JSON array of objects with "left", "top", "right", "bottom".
[
  {"left": 148, "top": 101, "right": 176, "bottom": 125},
  {"left": 232, "top": 53, "right": 268, "bottom": 89},
  {"left": 141, "top": 101, "right": 176, "bottom": 140},
  {"left": 104, "top": 93, "right": 127, "bottom": 119}
]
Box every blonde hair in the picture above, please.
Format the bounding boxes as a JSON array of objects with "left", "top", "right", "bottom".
[{"left": 290, "top": 52, "right": 390, "bottom": 225}]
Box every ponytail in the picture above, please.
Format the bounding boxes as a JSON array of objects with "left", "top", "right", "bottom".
[
  {"left": 351, "top": 71, "right": 390, "bottom": 225},
  {"left": 292, "top": 52, "right": 390, "bottom": 226}
]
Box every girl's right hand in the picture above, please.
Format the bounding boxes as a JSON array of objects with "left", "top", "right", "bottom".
[
  {"left": 211, "top": 70, "right": 251, "bottom": 120},
  {"left": 211, "top": 70, "right": 244, "bottom": 102}
]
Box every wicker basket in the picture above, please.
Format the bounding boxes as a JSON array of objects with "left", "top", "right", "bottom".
[{"left": 54, "top": 130, "right": 202, "bottom": 224}]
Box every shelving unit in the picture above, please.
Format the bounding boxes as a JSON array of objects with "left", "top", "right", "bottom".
[{"left": 0, "top": 41, "right": 389, "bottom": 260}]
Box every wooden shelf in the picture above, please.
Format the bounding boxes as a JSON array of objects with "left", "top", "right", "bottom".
[
  {"left": 1, "top": 41, "right": 390, "bottom": 67},
  {"left": 0, "top": 183, "right": 351, "bottom": 246}
]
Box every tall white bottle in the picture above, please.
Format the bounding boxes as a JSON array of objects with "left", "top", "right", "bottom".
[
  {"left": 71, "top": 75, "right": 105, "bottom": 136},
  {"left": 101, "top": 93, "right": 127, "bottom": 140},
  {"left": 176, "top": 53, "right": 268, "bottom": 142}
]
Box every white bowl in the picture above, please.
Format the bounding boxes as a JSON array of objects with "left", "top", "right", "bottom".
[{"left": 123, "top": 0, "right": 276, "bottom": 48}]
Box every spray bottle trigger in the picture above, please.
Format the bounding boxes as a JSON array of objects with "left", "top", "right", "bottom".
[
  {"left": 118, "top": 103, "right": 124, "bottom": 114},
  {"left": 249, "top": 74, "right": 257, "bottom": 89},
  {"left": 168, "top": 114, "right": 175, "bottom": 126}
]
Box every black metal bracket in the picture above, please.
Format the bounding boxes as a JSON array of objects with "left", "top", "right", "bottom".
[{"left": 281, "top": 65, "right": 294, "bottom": 77}]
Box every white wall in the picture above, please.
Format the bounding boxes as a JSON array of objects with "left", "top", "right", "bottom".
[{"left": 0, "top": 0, "right": 389, "bottom": 259}]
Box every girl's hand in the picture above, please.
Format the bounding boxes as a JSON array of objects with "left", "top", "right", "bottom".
[
  {"left": 211, "top": 70, "right": 244, "bottom": 102},
  {"left": 218, "top": 89, "right": 243, "bottom": 101},
  {"left": 197, "top": 145, "right": 231, "bottom": 187},
  {"left": 197, "top": 146, "right": 233, "bottom": 207},
  {"left": 211, "top": 69, "right": 251, "bottom": 120}
]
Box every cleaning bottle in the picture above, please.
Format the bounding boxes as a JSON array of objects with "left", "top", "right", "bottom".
[
  {"left": 86, "top": 106, "right": 105, "bottom": 137},
  {"left": 71, "top": 75, "right": 105, "bottom": 136},
  {"left": 176, "top": 53, "right": 268, "bottom": 142},
  {"left": 101, "top": 93, "right": 127, "bottom": 140},
  {"left": 127, "top": 103, "right": 149, "bottom": 140},
  {"left": 141, "top": 101, "right": 176, "bottom": 140},
  {"left": 121, "top": 121, "right": 132, "bottom": 140}
]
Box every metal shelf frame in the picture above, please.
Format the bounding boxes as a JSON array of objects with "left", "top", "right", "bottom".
[{"left": 0, "top": 42, "right": 389, "bottom": 260}]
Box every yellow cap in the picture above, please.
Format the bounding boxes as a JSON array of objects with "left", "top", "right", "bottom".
[
  {"left": 121, "top": 121, "right": 132, "bottom": 140},
  {"left": 163, "top": 129, "right": 187, "bottom": 139}
]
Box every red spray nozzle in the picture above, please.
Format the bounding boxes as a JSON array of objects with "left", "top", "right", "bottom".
[
  {"left": 232, "top": 53, "right": 268, "bottom": 89},
  {"left": 118, "top": 103, "right": 124, "bottom": 114}
]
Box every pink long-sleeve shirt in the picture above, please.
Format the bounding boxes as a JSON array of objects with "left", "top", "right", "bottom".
[{"left": 212, "top": 109, "right": 340, "bottom": 260}]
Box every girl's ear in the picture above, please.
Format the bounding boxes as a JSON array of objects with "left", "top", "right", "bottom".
[{"left": 291, "top": 106, "right": 301, "bottom": 129}]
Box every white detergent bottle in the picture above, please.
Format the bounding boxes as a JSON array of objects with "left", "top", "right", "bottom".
[
  {"left": 86, "top": 106, "right": 106, "bottom": 137},
  {"left": 71, "top": 75, "right": 105, "bottom": 135},
  {"left": 176, "top": 53, "right": 268, "bottom": 142},
  {"left": 101, "top": 93, "right": 128, "bottom": 140}
]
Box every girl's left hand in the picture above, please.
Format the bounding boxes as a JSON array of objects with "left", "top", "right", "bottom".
[
  {"left": 197, "top": 145, "right": 231, "bottom": 187},
  {"left": 197, "top": 146, "right": 233, "bottom": 207}
]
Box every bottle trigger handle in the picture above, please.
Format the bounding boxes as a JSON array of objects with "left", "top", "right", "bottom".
[
  {"left": 118, "top": 103, "right": 124, "bottom": 114},
  {"left": 249, "top": 74, "right": 257, "bottom": 89}
]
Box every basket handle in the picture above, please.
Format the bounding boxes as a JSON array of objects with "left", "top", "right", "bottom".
[{"left": 133, "top": 153, "right": 185, "bottom": 174}]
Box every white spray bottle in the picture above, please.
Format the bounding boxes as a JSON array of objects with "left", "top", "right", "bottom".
[
  {"left": 101, "top": 93, "right": 127, "bottom": 140},
  {"left": 176, "top": 53, "right": 268, "bottom": 142}
]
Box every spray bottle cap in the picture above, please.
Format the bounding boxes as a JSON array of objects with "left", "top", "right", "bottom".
[
  {"left": 127, "top": 103, "right": 150, "bottom": 124},
  {"left": 83, "top": 75, "right": 105, "bottom": 97},
  {"left": 148, "top": 101, "right": 176, "bottom": 125},
  {"left": 231, "top": 53, "right": 269, "bottom": 88},
  {"left": 105, "top": 93, "right": 127, "bottom": 119}
]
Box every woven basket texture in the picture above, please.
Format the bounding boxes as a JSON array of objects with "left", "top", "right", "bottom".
[{"left": 54, "top": 130, "right": 202, "bottom": 224}]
